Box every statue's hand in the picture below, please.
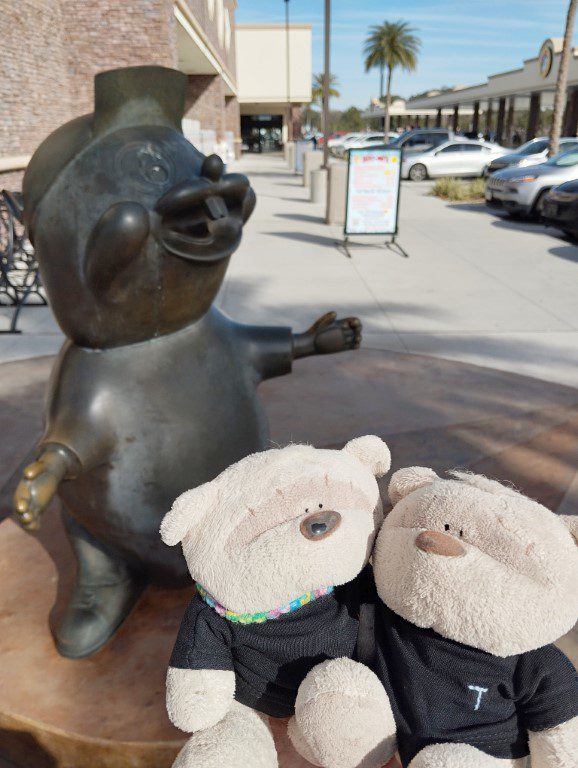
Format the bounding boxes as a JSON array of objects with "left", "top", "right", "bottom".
[
  {"left": 308, "top": 311, "right": 362, "bottom": 354},
  {"left": 14, "top": 449, "right": 71, "bottom": 531}
]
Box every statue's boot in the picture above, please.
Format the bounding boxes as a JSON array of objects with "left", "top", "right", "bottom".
[{"left": 56, "top": 511, "right": 145, "bottom": 659}]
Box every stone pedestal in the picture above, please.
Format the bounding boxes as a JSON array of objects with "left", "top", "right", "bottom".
[
  {"left": 302, "top": 151, "right": 323, "bottom": 187},
  {"left": 310, "top": 167, "right": 327, "bottom": 205},
  {"left": 326, "top": 162, "right": 347, "bottom": 225},
  {"left": 2, "top": 349, "right": 578, "bottom": 767}
]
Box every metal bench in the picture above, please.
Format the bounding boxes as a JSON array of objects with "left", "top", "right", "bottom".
[{"left": 0, "top": 190, "right": 46, "bottom": 333}]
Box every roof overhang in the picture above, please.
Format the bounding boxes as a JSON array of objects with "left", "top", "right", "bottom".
[{"left": 174, "top": 0, "right": 236, "bottom": 96}]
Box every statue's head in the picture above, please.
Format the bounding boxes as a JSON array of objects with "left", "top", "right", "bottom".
[{"left": 23, "top": 66, "right": 255, "bottom": 348}]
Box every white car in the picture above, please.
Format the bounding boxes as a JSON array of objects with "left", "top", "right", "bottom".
[
  {"left": 402, "top": 140, "right": 507, "bottom": 181},
  {"left": 333, "top": 132, "right": 399, "bottom": 158},
  {"left": 328, "top": 132, "right": 361, "bottom": 150}
]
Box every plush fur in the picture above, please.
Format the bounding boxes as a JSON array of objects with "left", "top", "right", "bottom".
[
  {"left": 172, "top": 701, "right": 278, "bottom": 768},
  {"left": 528, "top": 714, "right": 578, "bottom": 768},
  {"left": 378, "top": 469, "right": 578, "bottom": 656},
  {"left": 166, "top": 668, "right": 235, "bottom": 732},
  {"left": 161, "top": 436, "right": 390, "bottom": 614},
  {"left": 289, "top": 658, "right": 397, "bottom": 768},
  {"left": 161, "top": 436, "right": 391, "bottom": 768},
  {"left": 406, "top": 743, "right": 527, "bottom": 768}
]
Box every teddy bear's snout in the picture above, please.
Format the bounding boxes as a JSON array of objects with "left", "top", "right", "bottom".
[
  {"left": 415, "top": 530, "right": 466, "bottom": 558},
  {"left": 300, "top": 510, "right": 342, "bottom": 541}
]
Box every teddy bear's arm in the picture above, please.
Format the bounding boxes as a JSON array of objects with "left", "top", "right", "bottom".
[
  {"left": 528, "top": 714, "right": 578, "bottom": 768},
  {"left": 166, "top": 666, "right": 235, "bottom": 732}
]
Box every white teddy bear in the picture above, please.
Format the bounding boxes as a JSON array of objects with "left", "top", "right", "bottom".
[
  {"left": 160, "top": 435, "right": 392, "bottom": 768},
  {"left": 290, "top": 468, "right": 578, "bottom": 768}
]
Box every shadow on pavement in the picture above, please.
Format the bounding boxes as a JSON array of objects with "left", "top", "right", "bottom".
[{"left": 549, "top": 245, "right": 578, "bottom": 264}]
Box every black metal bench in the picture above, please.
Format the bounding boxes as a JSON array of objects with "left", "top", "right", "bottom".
[{"left": 0, "top": 190, "right": 46, "bottom": 333}]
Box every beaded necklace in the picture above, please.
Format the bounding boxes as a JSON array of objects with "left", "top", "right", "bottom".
[{"left": 196, "top": 582, "right": 334, "bottom": 624}]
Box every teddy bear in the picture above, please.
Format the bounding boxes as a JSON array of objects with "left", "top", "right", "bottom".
[
  {"left": 159, "top": 435, "right": 394, "bottom": 768},
  {"left": 290, "top": 468, "right": 578, "bottom": 768}
]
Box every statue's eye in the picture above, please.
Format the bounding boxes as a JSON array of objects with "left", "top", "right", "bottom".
[
  {"left": 139, "top": 151, "right": 170, "bottom": 184},
  {"left": 116, "top": 142, "right": 173, "bottom": 188}
]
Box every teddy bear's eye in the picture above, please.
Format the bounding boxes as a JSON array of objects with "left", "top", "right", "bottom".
[
  {"left": 459, "top": 529, "right": 464, "bottom": 537},
  {"left": 319, "top": 503, "right": 323, "bottom": 509},
  {"left": 444, "top": 524, "right": 450, "bottom": 531}
]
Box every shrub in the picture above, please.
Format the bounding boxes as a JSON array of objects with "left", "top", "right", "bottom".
[{"left": 430, "top": 177, "right": 486, "bottom": 202}]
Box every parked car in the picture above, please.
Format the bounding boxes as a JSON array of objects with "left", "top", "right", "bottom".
[
  {"left": 343, "top": 132, "right": 399, "bottom": 152},
  {"left": 328, "top": 132, "right": 361, "bottom": 151},
  {"left": 541, "top": 179, "right": 578, "bottom": 238},
  {"left": 485, "top": 148, "right": 578, "bottom": 217},
  {"left": 391, "top": 128, "right": 458, "bottom": 154},
  {"left": 319, "top": 131, "right": 347, "bottom": 147},
  {"left": 486, "top": 136, "right": 578, "bottom": 174},
  {"left": 401, "top": 140, "right": 507, "bottom": 181}
]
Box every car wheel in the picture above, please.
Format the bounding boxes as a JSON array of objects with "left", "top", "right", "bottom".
[
  {"left": 532, "top": 189, "right": 550, "bottom": 219},
  {"left": 409, "top": 163, "right": 428, "bottom": 182}
]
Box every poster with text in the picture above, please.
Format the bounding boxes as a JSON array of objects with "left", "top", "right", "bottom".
[{"left": 345, "top": 147, "right": 402, "bottom": 235}]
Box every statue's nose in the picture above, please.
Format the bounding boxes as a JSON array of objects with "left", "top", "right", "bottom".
[
  {"left": 415, "top": 530, "right": 465, "bottom": 558},
  {"left": 201, "top": 154, "right": 224, "bottom": 182},
  {"left": 300, "top": 510, "right": 341, "bottom": 541}
]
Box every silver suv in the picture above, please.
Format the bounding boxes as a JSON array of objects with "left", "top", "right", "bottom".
[
  {"left": 391, "top": 129, "right": 456, "bottom": 153},
  {"left": 486, "top": 137, "right": 578, "bottom": 174}
]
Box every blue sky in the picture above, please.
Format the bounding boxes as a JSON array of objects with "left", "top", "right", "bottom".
[{"left": 236, "top": 0, "right": 576, "bottom": 109}]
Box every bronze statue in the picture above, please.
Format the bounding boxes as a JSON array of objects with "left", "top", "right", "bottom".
[{"left": 13, "top": 66, "right": 361, "bottom": 659}]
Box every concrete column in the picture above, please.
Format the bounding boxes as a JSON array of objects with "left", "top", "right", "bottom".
[
  {"left": 436, "top": 108, "right": 442, "bottom": 128},
  {"left": 485, "top": 100, "right": 493, "bottom": 133},
  {"left": 424, "top": 114, "right": 430, "bottom": 127},
  {"left": 472, "top": 101, "right": 480, "bottom": 134},
  {"left": 303, "top": 151, "right": 323, "bottom": 187},
  {"left": 527, "top": 92, "right": 541, "bottom": 140},
  {"left": 326, "top": 162, "right": 347, "bottom": 226},
  {"left": 506, "top": 97, "right": 515, "bottom": 144},
  {"left": 496, "top": 97, "right": 506, "bottom": 144},
  {"left": 310, "top": 167, "right": 328, "bottom": 205},
  {"left": 563, "top": 88, "right": 578, "bottom": 136},
  {"left": 415, "top": 116, "right": 420, "bottom": 128},
  {"left": 452, "top": 105, "right": 459, "bottom": 131}
]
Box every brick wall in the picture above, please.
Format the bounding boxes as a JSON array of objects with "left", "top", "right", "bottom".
[{"left": 0, "top": 0, "right": 240, "bottom": 190}]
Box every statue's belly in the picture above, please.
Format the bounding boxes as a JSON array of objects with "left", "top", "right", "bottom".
[{"left": 58, "top": 353, "right": 269, "bottom": 578}]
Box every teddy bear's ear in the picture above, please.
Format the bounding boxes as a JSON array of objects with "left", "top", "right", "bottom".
[
  {"left": 388, "top": 467, "right": 438, "bottom": 505},
  {"left": 343, "top": 435, "right": 391, "bottom": 478},
  {"left": 560, "top": 515, "right": 578, "bottom": 546},
  {"left": 160, "top": 483, "right": 216, "bottom": 546}
]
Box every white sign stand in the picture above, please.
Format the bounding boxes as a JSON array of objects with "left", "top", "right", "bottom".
[{"left": 339, "top": 145, "right": 408, "bottom": 258}]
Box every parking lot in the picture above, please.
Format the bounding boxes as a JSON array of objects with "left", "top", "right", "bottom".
[{"left": 3, "top": 153, "right": 578, "bottom": 390}]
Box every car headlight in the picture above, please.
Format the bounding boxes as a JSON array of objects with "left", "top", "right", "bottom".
[{"left": 509, "top": 175, "right": 538, "bottom": 183}]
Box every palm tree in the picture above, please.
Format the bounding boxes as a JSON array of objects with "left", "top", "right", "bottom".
[
  {"left": 550, "top": 1, "right": 578, "bottom": 155},
  {"left": 312, "top": 73, "right": 340, "bottom": 108},
  {"left": 363, "top": 21, "right": 420, "bottom": 136}
]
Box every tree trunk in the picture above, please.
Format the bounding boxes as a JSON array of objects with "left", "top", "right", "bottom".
[
  {"left": 379, "top": 64, "right": 384, "bottom": 100},
  {"left": 550, "top": 0, "right": 578, "bottom": 155},
  {"left": 384, "top": 66, "right": 393, "bottom": 137}
]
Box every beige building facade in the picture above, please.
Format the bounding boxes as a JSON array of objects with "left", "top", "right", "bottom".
[{"left": 236, "top": 24, "right": 312, "bottom": 150}]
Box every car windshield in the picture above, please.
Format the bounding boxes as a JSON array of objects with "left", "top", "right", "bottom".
[
  {"left": 390, "top": 131, "right": 411, "bottom": 146},
  {"left": 517, "top": 139, "right": 549, "bottom": 155},
  {"left": 546, "top": 150, "right": 578, "bottom": 167}
]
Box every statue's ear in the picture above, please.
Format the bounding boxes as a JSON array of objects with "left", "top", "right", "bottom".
[
  {"left": 160, "top": 483, "right": 217, "bottom": 546},
  {"left": 388, "top": 467, "right": 439, "bottom": 506},
  {"left": 343, "top": 435, "right": 391, "bottom": 478},
  {"left": 560, "top": 515, "right": 578, "bottom": 546}
]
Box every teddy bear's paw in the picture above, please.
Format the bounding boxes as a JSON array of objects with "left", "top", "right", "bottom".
[
  {"left": 289, "top": 658, "right": 396, "bottom": 768},
  {"left": 171, "top": 701, "right": 278, "bottom": 768},
  {"left": 408, "top": 743, "right": 527, "bottom": 768},
  {"left": 166, "top": 668, "right": 235, "bottom": 732}
]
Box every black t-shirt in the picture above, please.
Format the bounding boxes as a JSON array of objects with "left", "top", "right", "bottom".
[
  {"left": 373, "top": 603, "right": 578, "bottom": 767},
  {"left": 169, "top": 568, "right": 374, "bottom": 717}
]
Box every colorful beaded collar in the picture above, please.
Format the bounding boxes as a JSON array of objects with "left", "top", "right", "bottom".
[{"left": 196, "top": 583, "right": 334, "bottom": 624}]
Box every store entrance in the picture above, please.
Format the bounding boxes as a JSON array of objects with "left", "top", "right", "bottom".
[{"left": 241, "top": 114, "right": 283, "bottom": 152}]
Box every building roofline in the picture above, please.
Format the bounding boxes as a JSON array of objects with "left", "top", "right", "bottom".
[{"left": 236, "top": 23, "right": 312, "bottom": 30}]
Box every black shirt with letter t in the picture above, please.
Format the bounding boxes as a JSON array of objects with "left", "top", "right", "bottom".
[{"left": 373, "top": 603, "right": 578, "bottom": 767}]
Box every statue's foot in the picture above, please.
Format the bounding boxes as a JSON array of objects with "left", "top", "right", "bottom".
[{"left": 56, "top": 573, "right": 144, "bottom": 659}]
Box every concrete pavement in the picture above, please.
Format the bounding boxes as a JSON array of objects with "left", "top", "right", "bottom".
[{"left": 2, "top": 152, "right": 578, "bottom": 387}]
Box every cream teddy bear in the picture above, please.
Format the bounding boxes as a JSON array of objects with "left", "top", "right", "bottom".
[
  {"left": 159, "top": 436, "right": 393, "bottom": 768},
  {"left": 290, "top": 468, "right": 578, "bottom": 768}
]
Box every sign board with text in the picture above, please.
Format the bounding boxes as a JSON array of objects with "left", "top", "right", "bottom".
[{"left": 344, "top": 146, "right": 402, "bottom": 236}]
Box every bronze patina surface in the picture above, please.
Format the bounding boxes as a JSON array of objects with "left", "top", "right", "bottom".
[{"left": 12, "top": 66, "right": 361, "bottom": 659}]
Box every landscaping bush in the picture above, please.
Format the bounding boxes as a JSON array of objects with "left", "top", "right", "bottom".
[{"left": 430, "top": 177, "right": 486, "bottom": 202}]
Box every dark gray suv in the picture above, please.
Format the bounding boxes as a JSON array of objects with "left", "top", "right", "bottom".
[{"left": 391, "top": 129, "right": 456, "bottom": 153}]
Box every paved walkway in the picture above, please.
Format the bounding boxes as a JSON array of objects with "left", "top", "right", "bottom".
[{"left": 3, "top": 152, "right": 578, "bottom": 387}]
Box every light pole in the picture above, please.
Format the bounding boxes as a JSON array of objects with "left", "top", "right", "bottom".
[
  {"left": 322, "top": 0, "right": 331, "bottom": 168},
  {"left": 284, "top": 0, "right": 292, "bottom": 143}
]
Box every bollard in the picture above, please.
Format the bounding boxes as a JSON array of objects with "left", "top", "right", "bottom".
[
  {"left": 326, "top": 162, "right": 347, "bottom": 225},
  {"left": 310, "top": 167, "right": 328, "bottom": 205},
  {"left": 303, "top": 151, "right": 324, "bottom": 187}
]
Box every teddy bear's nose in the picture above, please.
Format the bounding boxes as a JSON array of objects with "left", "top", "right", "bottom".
[
  {"left": 416, "top": 530, "right": 465, "bottom": 558},
  {"left": 300, "top": 510, "right": 341, "bottom": 541}
]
